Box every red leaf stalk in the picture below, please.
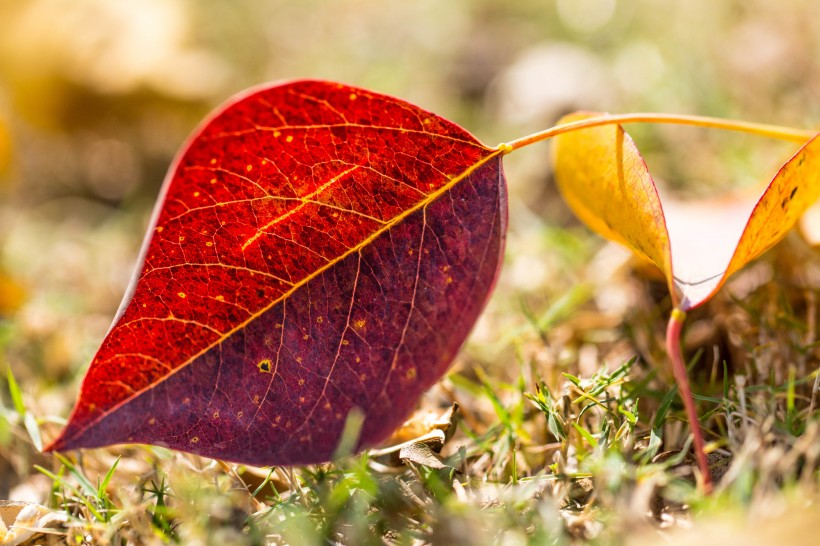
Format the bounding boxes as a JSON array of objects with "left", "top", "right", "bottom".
[{"left": 666, "top": 308, "right": 713, "bottom": 494}]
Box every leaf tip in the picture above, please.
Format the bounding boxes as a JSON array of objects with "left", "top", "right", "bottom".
[
  {"left": 41, "top": 435, "right": 63, "bottom": 453},
  {"left": 42, "top": 423, "right": 80, "bottom": 454}
]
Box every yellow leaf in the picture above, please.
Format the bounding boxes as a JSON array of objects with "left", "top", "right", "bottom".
[
  {"left": 725, "top": 138, "right": 820, "bottom": 280},
  {"left": 553, "top": 111, "right": 820, "bottom": 310},
  {"left": 552, "top": 112, "right": 673, "bottom": 293}
]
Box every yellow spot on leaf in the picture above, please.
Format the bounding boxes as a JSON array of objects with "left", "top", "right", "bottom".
[
  {"left": 299, "top": 397, "right": 306, "bottom": 404},
  {"left": 303, "top": 334, "right": 309, "bottom": 340},
  {"left": 274, "top": 131, "right": 281, "bottom": 138},
  {"left": 296, "top": 356, "right": 302, "bottom": 363},
  {"left": 237, "top": 411, "right": 244, "bottom": 418},
  {"left": 212, "top": 411, "right": 219, "bottom": 419},
  {"left": 341, "top": 339, "right": 349, "bottom": 346},
  {"left": 286, "top": 135, "right": 294, "bottom": 143},
  {"left": 257, "top": 359, "right": 272, "bottom": 373},
  {"left": 191, "top": 436, "right": 199, "bottom": 443},
  {"left": 183, "top": 397, "right": 191, "bottom": 404},
  {"left": 156, "top": 226, "right": 164, "bottom": 233},
  {"left": 298, "top": 378, "right": 305, "bottom": 386},
  {"left": 216, "top": 295, "right": 224, "bottom": 301},
  {"left": 206, "top": 241, "right": 213, "bottom": 247},
  {"left": 210, "top": 178, "right": 217, "bottom": 184},
  {"left": 177, "top": 292, "right": 186, "bottom": 298},
  {"left": 349, "top": 93, "right": 357, "bottom": 101},
  {"left": 178, "top": 236, "right": 185, "bottom": 243},
  {"left": 405, "top": 368, "right": 417, "bottom": 380},
  {"left": 210, "top": 158, "right": 217, "bottom": 165},
  {"left": 354, "top": 319, "right": 366, "bottom": 329},
  {"left": 193, "top": 191, "right": 200, "bottom": 197},
  {"left": 316, "top": 316, "right": 323, "bottom": 324},
  {"left": 148, "top": 417, "right": 156, "bottom": 425}
]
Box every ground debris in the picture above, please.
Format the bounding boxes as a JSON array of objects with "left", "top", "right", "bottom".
[{"left": 0, "top": 500, "right": 67, "bottom": 546}]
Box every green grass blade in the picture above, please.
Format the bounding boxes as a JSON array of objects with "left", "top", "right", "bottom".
[
  {"left": 24, "top": 412, "right": 42, "bottom": 451},
  {"left": 6, "top": 367, "right": 25, "bottom": 417},
  {"left": 55, "top": 452, "right": 99, "bottom": 498},
  {"left": 572, "top": 422, "right": 599, "bottom": 449},
  {"left": 98, "top": 456, "right": 120, "bottom": 498}
]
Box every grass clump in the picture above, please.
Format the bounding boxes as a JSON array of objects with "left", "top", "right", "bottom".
[{"left": 1, "top": 237, "right": 819, "bottom": 545}]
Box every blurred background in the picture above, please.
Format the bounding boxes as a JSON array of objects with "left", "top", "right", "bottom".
[{"left": 1, "top": 0, "right": 820, "bottom": 490}]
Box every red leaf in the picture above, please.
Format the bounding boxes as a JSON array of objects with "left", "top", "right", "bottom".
[{"left": 46, "top": 80, "right": 507, "bottom": 465}]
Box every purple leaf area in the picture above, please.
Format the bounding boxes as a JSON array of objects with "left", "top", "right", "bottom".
[{"left": 59, "top": 156, "right": 506, "bottom": 465}]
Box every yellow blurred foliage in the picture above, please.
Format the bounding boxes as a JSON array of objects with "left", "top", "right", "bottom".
[
  {"left": 0, "top": 0, "right": 227, "bottom": 130},
  {"left": 0, "top": 116, "right": 11, "bottom": 177},
  {"left": 0, "top": 270, "right": 25, "bottom": 315}
]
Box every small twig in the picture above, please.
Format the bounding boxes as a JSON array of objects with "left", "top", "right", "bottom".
[
  {"left": 217, "top": 460, "right": 265, "bottom": 512},
  {"left": 500, "top": 112, "right": 815, "bottom": 153},
  {"left": 666, "top": 308, "right": 713, "bottom": 494}
]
